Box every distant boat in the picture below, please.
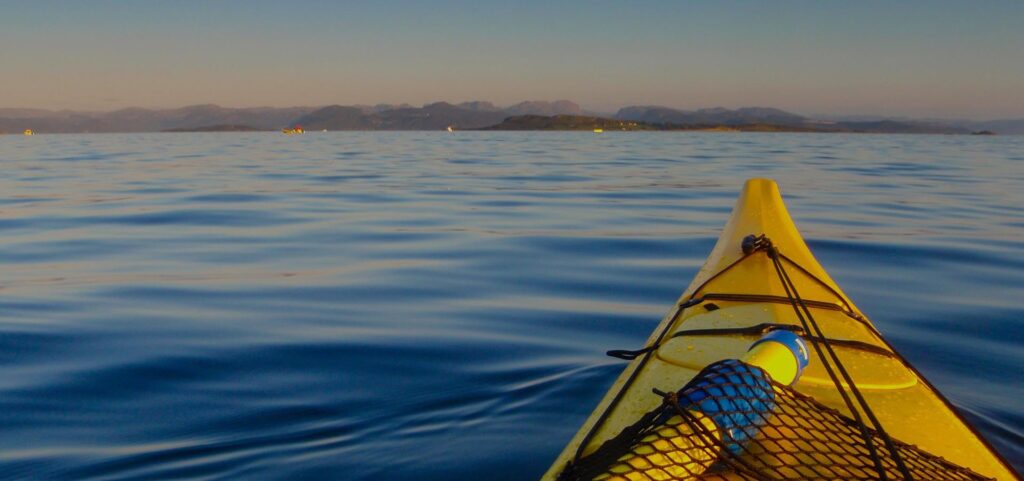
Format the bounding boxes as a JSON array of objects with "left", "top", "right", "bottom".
[
  {"left": 23, "top": 129, "right": 34, "bottom": 136},
  {"left": 447, "top": 125, "right": 454, "bottom": 133},
  {"left": 282, "top": 125, "right": 305, "bottom": 135}
]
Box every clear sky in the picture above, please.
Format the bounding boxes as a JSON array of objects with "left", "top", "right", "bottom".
[{"left": 2, "top": 0, "right": 1022, "bottom": 119}]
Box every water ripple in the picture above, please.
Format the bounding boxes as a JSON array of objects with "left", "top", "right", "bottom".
[{"left": 1, "top": 132, "right": 1022, "bottom": 479}]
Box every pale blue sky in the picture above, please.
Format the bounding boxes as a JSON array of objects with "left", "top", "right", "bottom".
[{"left": 2, "top": 1, "right": 1022, "bottom": 118}]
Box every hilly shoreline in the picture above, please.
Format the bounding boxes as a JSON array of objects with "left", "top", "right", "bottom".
[
  {"left": 2, "top": 101, "right": 1021, "bottom": 135},
  {"left": 476, "top": 115, "right": 827, "bottom": 132}
]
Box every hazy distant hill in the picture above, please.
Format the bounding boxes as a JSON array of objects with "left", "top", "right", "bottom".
[
  {"left": 294, "top": 100, "right": 595, "bottom": 131},
  {"left": 483, "top": 115, "right": 828, "bottom": 132},
  {"left": 348, "top": 103, "right": 415, "bottom": 114},
  {"left": 294, "top": 102, "right": 510, "bottom": 130},
  {"left": 0, "top": 104, "right": 317, "bottom": 133},
  {"left": 481, "top": 115, "right": 654, "bottom": 131},
  {"left": 615, "top": 106, "right": 808, "bottom": 126},
  {"left": 104, "top": 104, "right": 317, "bottom": 131},
  {"left": 375, "top": 102, "right": 509, "bottom": 129},
  {"left": 958, "top": 119, "right": 1024, "bottom": 135},
  {"left": 457, "top": 101, "right": 501, "bottom": 112},
  {"left": 452, "top": 100, "right": 585, "bottom": 115},
  {"left": 505, "top": 100, "right": 583, "bottom": 116},
  {"left": 294, "top": 106, "right": 373, "bottom": 129},
  {"left": 613, "top": 105, "right": 976, "bottom": 134},
  {"left": 0, "top": 108, "right": 81, "bottom": 119},
  {"left": 818, "top": 114, "right": 1016, "bottom": 135}
]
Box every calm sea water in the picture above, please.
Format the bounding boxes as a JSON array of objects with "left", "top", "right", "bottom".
[{"left": 1, "top": 132, "right": 1022, "bottom": 480}]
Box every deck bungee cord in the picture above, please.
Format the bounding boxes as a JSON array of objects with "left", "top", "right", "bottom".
[
  {"left": 757, "top": 233, "right": 911, "bottom": 480},
  {"left": 610, "top": 322, "right": 896, "bottom": 361}
]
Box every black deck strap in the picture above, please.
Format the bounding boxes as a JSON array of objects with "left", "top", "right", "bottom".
[
  {"left": 669, "top": 322, "right": 898, "bottom": 359},
  {"left": 606, "top": 346, "right": 655, "bottom": 361},
  {"left": 604, "top": 298, "right": 706, "bottom": 361},
  {"left": 805, "top": 337, "right": 895, "bottom": 358},
  {"left": 673, "top": 322, "right": 803, "bottom": 337},
  {"left": 680, "top": 297, "right": 706, "bottom": 309},
  {"left": 701, "top": 292, "right": 869, "bottom": 323}
]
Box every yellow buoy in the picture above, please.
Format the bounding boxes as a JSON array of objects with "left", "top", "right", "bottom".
[
  {"left": 593, "top": 128, "right": 603, "bottom": 133},
  {"left": 23, "top": 129, "right": 34, "bottom": 136}
]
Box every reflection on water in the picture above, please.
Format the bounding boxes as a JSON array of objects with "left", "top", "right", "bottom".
[{"left": 1, "top": 132, "right": 1022, "bottom": 479}]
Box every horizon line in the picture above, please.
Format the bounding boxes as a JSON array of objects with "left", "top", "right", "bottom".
[{"left": 3, "top": 101, "right": 1023, "bottom": 122}]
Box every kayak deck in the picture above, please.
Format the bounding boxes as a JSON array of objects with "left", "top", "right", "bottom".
[{"left": 543, "top": 179, "right": 1017, "bottom": 480}]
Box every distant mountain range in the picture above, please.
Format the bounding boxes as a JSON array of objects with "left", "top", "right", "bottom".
[
  {"left": 612, "top": 106, "right": 985, "bottom": 134},
  {"left": 292, "top": 100, "right": 588, "bottom": 130},
  {"left": 2, "top": 101, "right": 1022, "bottom": 134},
  {"left": 615, "top": 106, "right": 807, "bottom": 126},
  {"left": 0, "top": 104, "right": 316, "bottom": 133},
  {"left": 297, "top": 102, "right": 496, "bottom": 130},
  {"left": 482, "top": 114, "right": 825, "bottom": 132}
]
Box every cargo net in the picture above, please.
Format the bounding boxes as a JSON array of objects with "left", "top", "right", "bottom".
[{"left": 558, "top": 360, "right": 992, "bottom": 481}]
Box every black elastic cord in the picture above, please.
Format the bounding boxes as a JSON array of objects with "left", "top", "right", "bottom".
[
  {"left": 607, "top": 294, "right": 889, "bottom": 361},
  {"left": 767, "top": 246, "right": 887, "bottom": 479},
  {"left": 606, "top": 346, "right": 656, "bottom": 361},
  {"left": 766, "top": 241, "right": 914, "bottom": 480},
  {"left": 699, "top": 292, "right": 874, "bottom": 329},
  {"left": 669, "top": 322, "right": 897, "bottom": 359},
  {"left": 777, "top": 251, "right": 857, "bottom": 314}
]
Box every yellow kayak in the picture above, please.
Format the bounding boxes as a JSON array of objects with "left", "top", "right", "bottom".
[{"left": 544, "top": 178, "right": 1018, "bottom": 481}]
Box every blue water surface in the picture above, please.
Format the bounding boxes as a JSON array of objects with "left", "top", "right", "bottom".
[{"left": 1, "top": 132, "right": 1022, "bottom": 479}]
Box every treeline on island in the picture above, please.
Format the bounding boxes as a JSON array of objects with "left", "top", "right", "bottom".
[{"left": 2, "top": 101, "right": 1021, "bottom": 134}]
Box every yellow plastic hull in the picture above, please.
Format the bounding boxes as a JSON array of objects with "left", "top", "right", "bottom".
[{"left": 543, "top": 178, "right": 1017, "bottom": 480}]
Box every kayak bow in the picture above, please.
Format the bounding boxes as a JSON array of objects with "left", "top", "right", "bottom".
[{"left": 544, "top": 178, "right": 1017, "bottom": 480}]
